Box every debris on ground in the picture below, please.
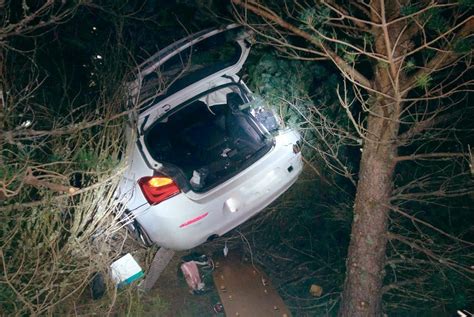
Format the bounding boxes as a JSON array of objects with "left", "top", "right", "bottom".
[
  {"left": 179, "top": 253, "right": 214, "bottom": 295},
  {"left": 139, "top": 248, "right": 175, "bottom": 292},
  {"left": 309, "top": 284, "right": 323, "bottom": 297},
  {"left": 110, "top": 253, "right": 144, "bottom": 286},
  {"left": 89, "top": 272, "right": 106, "bottom": 300}
]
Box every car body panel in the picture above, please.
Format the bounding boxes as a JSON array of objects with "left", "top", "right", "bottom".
[{"left": 127, "top": 130, "right": 302, "bottom": 250}]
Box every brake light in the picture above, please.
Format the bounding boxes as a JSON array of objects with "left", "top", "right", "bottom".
[{"left": 138, "top": 176, "right": 180, "bottom": 205}]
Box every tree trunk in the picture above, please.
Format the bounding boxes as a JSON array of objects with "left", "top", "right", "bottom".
[
  {"left": 338, "top": 112, "right": 398, "bottom": 316},
  {"left": 339, "top": 3, "right": 405, "bottom": 313}
]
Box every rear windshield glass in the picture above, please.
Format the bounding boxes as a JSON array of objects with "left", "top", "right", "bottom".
[{"left": 138, "top": 28, "right": 244, "bottom": 110}]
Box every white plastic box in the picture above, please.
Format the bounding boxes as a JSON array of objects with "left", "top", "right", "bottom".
[{"left": 110, "top": 253, "right": 144, "bottom": 286}]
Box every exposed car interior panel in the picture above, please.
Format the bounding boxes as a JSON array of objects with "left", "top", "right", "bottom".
[{"left": 145, "top": 87, "right": 272, "bottom": 192}]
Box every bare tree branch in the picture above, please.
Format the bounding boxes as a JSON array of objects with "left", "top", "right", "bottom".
[{"left": 231, "top": 0, "right": 373, "bottom": 89}]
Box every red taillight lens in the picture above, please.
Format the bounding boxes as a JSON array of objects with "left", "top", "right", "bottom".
[{"left": 138, "top": 176, "right": 180, "bottom": 205}]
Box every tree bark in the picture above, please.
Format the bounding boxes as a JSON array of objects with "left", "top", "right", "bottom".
[
  {"left": 338, "top": 124, "right": 396, "bottom": 316},
  {"left": 338, "top": 2, "right": 404, "bottom": 314}
]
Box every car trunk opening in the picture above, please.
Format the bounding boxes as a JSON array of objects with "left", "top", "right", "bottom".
[{"left": 144, "top": 85, "right": 273, "bottom": 193}]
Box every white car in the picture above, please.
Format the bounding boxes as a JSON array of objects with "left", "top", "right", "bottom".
[{"left": 117, "top": 24, "right": 302, "bottom": 250}]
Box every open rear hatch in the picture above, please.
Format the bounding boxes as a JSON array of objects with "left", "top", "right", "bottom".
[{"left": 131, "top": 24, "right": 252, "bottom": 114}]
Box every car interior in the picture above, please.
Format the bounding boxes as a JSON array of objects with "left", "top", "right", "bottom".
[{"left": 145, "top": 88, "right": 272, "bottom": 192}]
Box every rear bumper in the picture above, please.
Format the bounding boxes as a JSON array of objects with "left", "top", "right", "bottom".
[{"left": 132, "top": 130, "right": 302, "bottom": 250}]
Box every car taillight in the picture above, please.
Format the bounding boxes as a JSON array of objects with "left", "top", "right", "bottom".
[{"left": 138, "top": 176, "right": 180, "bottom": 205}]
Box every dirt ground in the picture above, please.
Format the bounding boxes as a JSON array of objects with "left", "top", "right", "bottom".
[
  {"left": 70, "top": 233, "right": 221, "bottom": 316},
  {"left": 142, "top": 249, "right": 293, "bottom": 317},
  {"left": 148, "top": 251, "right": 221, "bottom": 317}
]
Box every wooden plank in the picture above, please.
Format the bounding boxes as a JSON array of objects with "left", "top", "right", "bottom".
[
  {"left": 213, "top": 253, "right": 291, "bottom": 317},
  {"left": 139, "top": 247, "right": 175, "bottom": 292}
]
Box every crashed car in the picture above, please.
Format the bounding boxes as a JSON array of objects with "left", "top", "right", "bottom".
[{"left": 116, "top": 24, "right": 302, "bottom": 250}]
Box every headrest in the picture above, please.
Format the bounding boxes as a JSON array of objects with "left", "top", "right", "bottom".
[{"left": 226, "top": 92, "right": 244, "bottom": 112}]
